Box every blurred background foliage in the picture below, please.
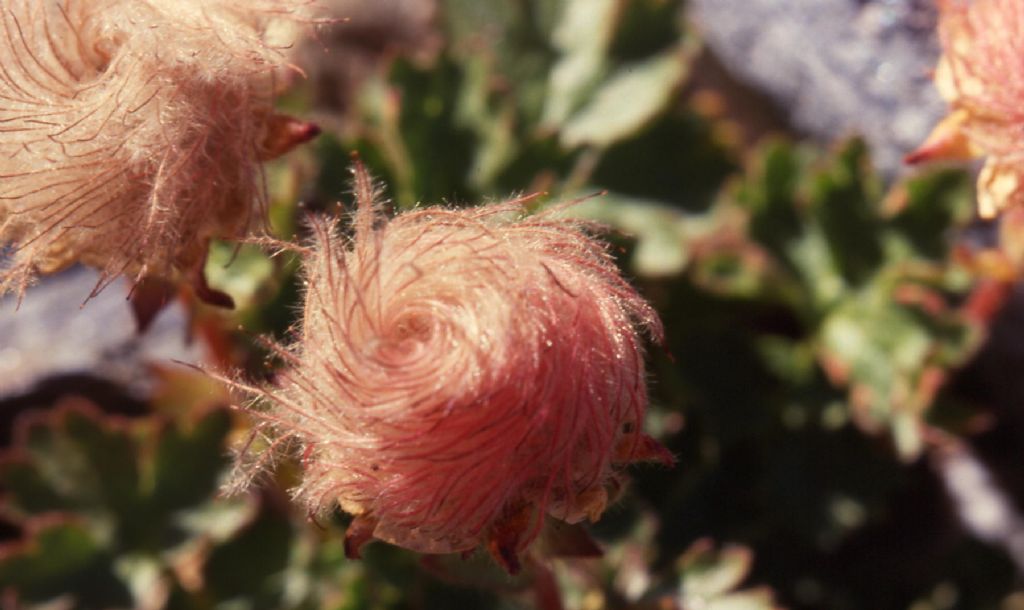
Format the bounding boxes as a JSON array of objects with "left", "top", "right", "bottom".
[{"left": 4, "top": 0, "right": 1024, "bottom": 609}]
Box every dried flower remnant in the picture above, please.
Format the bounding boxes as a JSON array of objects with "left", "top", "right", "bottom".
[
  {"left": 907, "top": 0, "right": 1024, "bottom": 219},
  {"left": 232, "top": 165, "right": 673, "bottom": 572},
  {"left": 0, "top": 0, "right": 321, "bottom": 301}
]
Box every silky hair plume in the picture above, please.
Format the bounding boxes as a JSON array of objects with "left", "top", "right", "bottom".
[
  {"left": 0, "top": 0, "right": 321, "bottom": 300},
  {"left": 229, "top": 164, "right": 673, "bottom": 572}
]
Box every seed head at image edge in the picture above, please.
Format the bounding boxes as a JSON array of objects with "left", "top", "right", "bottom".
[{"left": 0, "top": 0, "right": 320, "bottom": 302}]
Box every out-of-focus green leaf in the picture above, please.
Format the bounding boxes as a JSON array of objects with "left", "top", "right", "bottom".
[
  {"left": 455, "top": 52, "right": 520, "bottom": 191},
  {"left": 0, "top": 401, "right": 264, "bottom": 608},
  {"left": 150, "top": 406, "right": 233, "bottom": 512},
  {"left": 541, "top": 0, "right": 619, "bottom": 127},
  {"left": 679, "top": 540, "right": 752, "bottom": 598},
  {"left": 701, "top": 590, "right": 782, "bottom": 610},
  {"left": 442, "top": 0, "right": 557, "bottom": 123},
  {"left": 2, "top": 403, "right": 233, "bottom": 540},
  {"left": 3, "top": 404, "right": 139, "bottom": 529},
  {"left": 554, "top": 193, "right": 710, "bottom": 277},
  {"left": 205, "top": 242, "right": 277, "bottom": 312},
  {"left": 888, "top": 169, "right": 974, "bottom": 260},
  {"left": 735, "top": 139, "right": 806, "bottom": 267},
  {"left": 609, "top": 0, "right": 684, "bottom": 61},
  {"left": 807, "top": 139, "right": 885, "bottom": 287},
  {"left": 0, "top": 519, "right": 128, "bottom": 607},
  {"left": 203, "top": 499, "right": 294, "bottom": 607},
  {"left": 697, "top": 139, "right": 981, "bottom": 457},
  {"left": 672, "top": 540, "right": 781, "bottom": 610},
  {"left": 817, "top": 276, "right": 982, "bottom": 457},
  {"left": 353, "top": 57, "right": 478, "bottom": 207},
  {"left": 562, "top": 43, "right": 696, "bottom": 149}
]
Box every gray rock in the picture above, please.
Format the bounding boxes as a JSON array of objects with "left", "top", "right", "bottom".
[
  {"left": 0, "top": 267, "right": 204, "bottom": 400},
  {"left": 691, "top": 0, "right": 946, "bottom": 177}
]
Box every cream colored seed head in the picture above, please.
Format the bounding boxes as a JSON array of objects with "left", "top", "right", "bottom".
[{"left": 0, "top": 0, "right": 320, "bottom": 298}]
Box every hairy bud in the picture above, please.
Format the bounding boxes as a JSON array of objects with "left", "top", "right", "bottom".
[
  {"left": 0, "top": 0, "right": 320, "bottom": 299},
  {"left": 231, "top": 165, "right": 672, "bottom": 571}
]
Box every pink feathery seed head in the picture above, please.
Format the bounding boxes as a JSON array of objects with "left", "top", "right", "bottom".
[
  {"left": 232, "top": 163, "right": 673, "bottom": 573},
  {"left": 0, "top": 0, "right": 322, "bottom": 300}
]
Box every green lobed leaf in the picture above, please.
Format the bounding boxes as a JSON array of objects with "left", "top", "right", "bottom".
[
  {"left": 0, "top": 518, "right": 131, "bottom": 607},
  {"left": 675, "top": 540, "right": 781, "bottom": 610},
  {"left": 561, "top": 42, "right": 696, "bottom": 150},
  {"left": 0, "top": 402, "right": 251, "bottom": 608},
  {"left": 540, "top": 0, "right": 619, "bottom": 127}
]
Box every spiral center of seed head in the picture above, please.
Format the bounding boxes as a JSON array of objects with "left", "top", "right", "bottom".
[{"left": 374, "top": 311, "right": 434, "bottom": 365}]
